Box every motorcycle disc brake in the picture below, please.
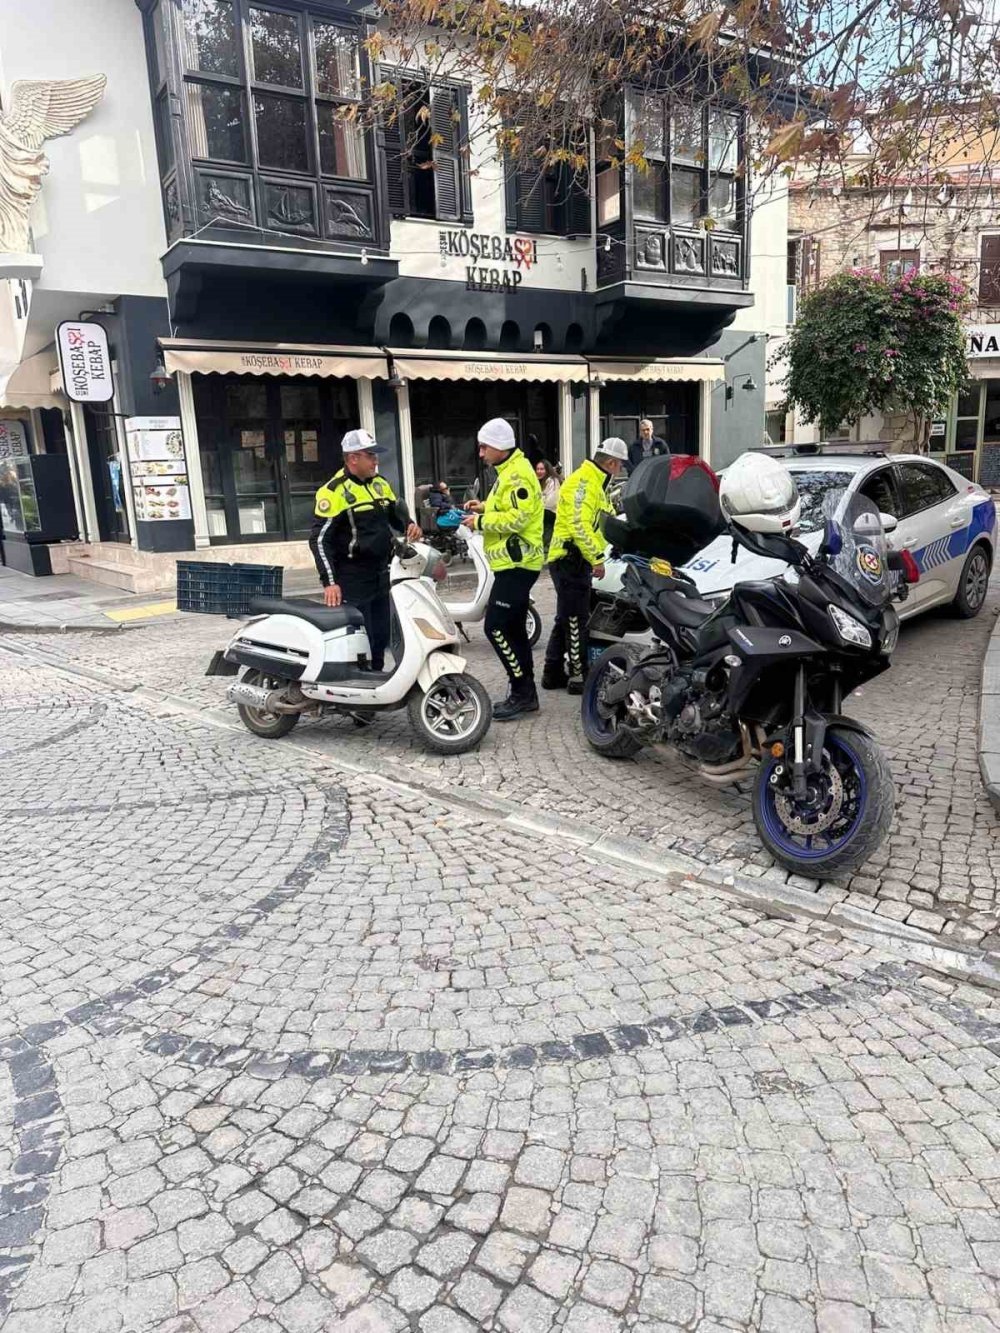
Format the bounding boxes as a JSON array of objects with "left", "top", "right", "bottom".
[{"left": 774, "top": 764, "right": 844, "bottom": 835}]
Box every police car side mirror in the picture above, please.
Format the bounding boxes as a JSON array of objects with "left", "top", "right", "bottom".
[{"left": 879, "top": 512, "right": 898, "bottom": 534}]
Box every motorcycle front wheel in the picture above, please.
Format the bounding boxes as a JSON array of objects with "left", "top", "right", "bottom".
[
  {"left": 580, "top": 643, "right": 644, "bottom": 759},
  {"left": 753, "top": 725, "right": 895, "bottom": 877}
]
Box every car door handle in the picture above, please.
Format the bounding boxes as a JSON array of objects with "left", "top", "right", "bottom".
[{"left": 949, "top": 514, "right": 965, "bottom": 529}]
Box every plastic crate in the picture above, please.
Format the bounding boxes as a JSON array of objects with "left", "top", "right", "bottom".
[{"left": 176, "top": 560, "right": 282, "bottom": 617}]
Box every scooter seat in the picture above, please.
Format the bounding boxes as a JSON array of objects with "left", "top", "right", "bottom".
[{"left": 248, "top": 598, "right": 366, "bottom": 632}]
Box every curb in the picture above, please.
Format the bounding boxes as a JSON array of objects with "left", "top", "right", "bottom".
[
  {"left": 7, "top": 630, "right": 1000, "bottom": 998},
  {"left": 979, "top": 607, "right": 1000, "bottom": 811}
]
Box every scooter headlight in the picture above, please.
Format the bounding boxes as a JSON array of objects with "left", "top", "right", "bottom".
[{"left": 829, "top": 604, "right": 872, "bottom": 649}]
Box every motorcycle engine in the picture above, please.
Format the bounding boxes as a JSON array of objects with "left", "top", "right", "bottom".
[{"left": 661, "top": 667, "right": 741, "bottom": 764}]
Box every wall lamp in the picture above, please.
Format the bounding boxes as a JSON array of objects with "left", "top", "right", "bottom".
[
  {"left": 725, "top": 373, "right": 758, "bottom": 401},
  {"left": 150, "top": 359, "right": 171, "bottom": 394}
]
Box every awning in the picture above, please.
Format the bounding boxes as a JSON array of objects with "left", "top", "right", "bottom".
[
  {"left": 587, "top": 357, "right": 725, "bottom": 384},
  {"left": 0, "top": 349, "right": 65, "bottom": 409},
  {"left": 160, "top": 338, "right": 389, "bottom": 380},
  {"left": 389, "top": 350, "right": 589, "bottom": 384}
]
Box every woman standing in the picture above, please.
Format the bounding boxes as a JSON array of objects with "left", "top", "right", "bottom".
[{"left": 536, "top": 459, "right": 561, "bottom": 552}]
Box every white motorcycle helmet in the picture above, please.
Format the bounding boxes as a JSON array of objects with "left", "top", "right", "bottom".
[{"left": 719, "top": 452, "right": 801, "bottom": 534}]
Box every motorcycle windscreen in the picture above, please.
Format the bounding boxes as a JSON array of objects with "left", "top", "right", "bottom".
[{"left": 821, "top": 488, "right": 891, "bottom": 608}]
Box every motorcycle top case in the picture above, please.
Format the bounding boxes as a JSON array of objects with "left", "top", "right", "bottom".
[{"left": 610, "top": 455, "right": 725, "bottom": 563}]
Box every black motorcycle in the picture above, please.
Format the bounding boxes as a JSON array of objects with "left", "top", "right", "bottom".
[{"left": 581, "top": 489, "right": 913, "bottom": 877}]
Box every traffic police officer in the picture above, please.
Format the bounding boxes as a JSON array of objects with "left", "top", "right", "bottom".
[
  {"left": 309, "top": 429, "right": 421, "bottom": 671},
  {"left": 542, "top": 437, "right": 628, "bottom": 693},
  {"left": 463, "top": 418, "right": 544, "bottom": 720}
]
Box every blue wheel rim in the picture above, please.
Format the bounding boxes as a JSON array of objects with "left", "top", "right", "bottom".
[
  {"left": 583, "top": 652, "right": 629, "bottom": 739},
  {"left": 759, "top": 733, "right": 868, "bottom": 861}
]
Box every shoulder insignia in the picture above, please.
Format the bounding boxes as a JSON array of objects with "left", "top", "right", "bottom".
[
  {"left": 516, "top": 486, "right": 530, "bottom": 500},
  {"left": 317, "top": 497, "right": 331, "bottom": 514}
]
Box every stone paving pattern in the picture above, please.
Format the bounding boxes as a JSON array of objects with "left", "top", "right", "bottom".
[
  {"left": 6, "top": 568, "right": 999, "bottom": 950},
  {"left": 4, "top": 643, "right": 1000, "bottom": 1331}
]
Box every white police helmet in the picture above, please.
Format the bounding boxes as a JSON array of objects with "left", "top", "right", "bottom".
[{"left": 719, "top": 452, "right": 801, "bottom": 534}]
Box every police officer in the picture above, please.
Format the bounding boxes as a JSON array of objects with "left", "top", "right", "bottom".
[
  {"left": 309, "top": 429, "right": 422, "bottom": 671},
  {"left": 462, "top": 418, "right": 544, "bottom": 720},
  {"left": 542, "top": 437, "right": 628, "bottom": 693}
]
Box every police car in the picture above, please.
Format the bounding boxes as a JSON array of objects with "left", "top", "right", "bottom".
[{"left": 591, "top": 447, "right": 996, "bottom": 642}]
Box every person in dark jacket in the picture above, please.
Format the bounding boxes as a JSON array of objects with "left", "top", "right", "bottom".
[
  {"left": 628, "top": 419, "right": 669, "bottom": 473},
  {"left": 427, "top": 481, "right": 455, "bottom": 514},
  {"left": 309, "top": 429, "right": 422, "bottom": 671}
]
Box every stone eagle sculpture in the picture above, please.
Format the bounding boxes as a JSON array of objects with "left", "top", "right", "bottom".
[{"left": 0, "top": 74, "right": 107, "bottom": 253}]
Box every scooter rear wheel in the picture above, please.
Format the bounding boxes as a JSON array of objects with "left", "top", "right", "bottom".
[
  {"left": 526, "top": 601, "right": 542, "bottom": 647},
  {"left": 408, "top": 673, "right": 492, "bottom": 753},
  {"left": 236, "top": 669, "right": 301, "bottom": 739}
]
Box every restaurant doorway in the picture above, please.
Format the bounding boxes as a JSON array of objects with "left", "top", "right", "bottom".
[
  {"left": 192, "top": 375, "right": 358, "bottom": 542},
  {"left": 409, "top": 380, "right": 559, "bottom": 498}
]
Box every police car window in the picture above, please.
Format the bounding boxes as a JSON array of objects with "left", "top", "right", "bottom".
[
  {"left": 788, "top": 470, "right": 854, "bottom": 532},
  {"left": 896, "top": 462, "right": 956, "bottom": 516},
  {"left": 858, "top": 468, "right": 898, "bottom": 517}
]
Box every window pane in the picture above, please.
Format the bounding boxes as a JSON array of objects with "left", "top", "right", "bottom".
[
  {"left": 957, "top": 384, "right": 982, "bottom": 417},
  {"left": 672, "top": 104, "right": 703, "bottom": 164},
  {"left": 632, "top": 161, "right": 666, "bottom": 221},
  {"left": 955, "top": 417, "right": 980, "bottom": 449},
  {"left": 250, "top": 6, "right": 303, "bottom": 87},
  {"left": 633, "top": 92, "right": 665, "bottom": 158},
  {"left": 596, "top": 166, "right": 620, "bottom": 224},
  {"left": 709, "top": 111, "right": 739, "bottom": 172},
  {"left": 708, "top": 175, "right": 737, "bottom": 229},
  {"left": 185, "top": 82, "right": 246, "bottom": 162},
  {"left": 671, "top": 168, "right": 701, "bottom": 226},
  {"left": 897, "top": 462, "right": 956, "bottom": 513},
  {"left": 317, "top": 106, "right": 368, "bottom": 179},
  {"left": 313, "top": 22, "right": 360, "bottom": 98},
  {"left": 254, "top": 92, "right": 309, "bottom": 172},
  {"left": 181, "top": 0, "right": 238, "bottom": 76}
]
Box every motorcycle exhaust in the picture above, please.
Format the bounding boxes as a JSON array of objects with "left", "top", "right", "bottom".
[{"left": 226, "top": 681, "right": 311, "bottom": 714}]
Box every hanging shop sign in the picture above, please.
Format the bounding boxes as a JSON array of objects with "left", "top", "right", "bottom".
[
  {"left": 438, "top": 229, "right": 538, "bottom": 293},
  {"left": 0, "top": 419, "right": 29, "bottom": 459},
  {"left": 125, "top": 416, "right": 192, "bottom": 523},
  {"left": 56, "top": 320, "right": 114, "bottom": 403},
  {"left": 966, "top": 325, "right": 1000, "bottom": 357}
]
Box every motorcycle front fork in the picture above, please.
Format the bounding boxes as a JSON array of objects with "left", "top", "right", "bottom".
[{"left": 789, "top": 665, "right": 842, "bottom": 800}]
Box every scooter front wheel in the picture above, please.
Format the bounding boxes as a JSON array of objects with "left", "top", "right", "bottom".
[
  {"left": 526, "top": 600, "right": 542, "bottom": 647},
  {"left": 408, "top": 673, "right": 492, "bottom": 754}
]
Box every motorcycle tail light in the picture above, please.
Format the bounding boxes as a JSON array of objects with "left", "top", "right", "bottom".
[
  {"left": 900, "top": 549, "right": 920, "bottom": 584},
  {"left": 669, "top": 454, "right": 721, "bottom": 493}
]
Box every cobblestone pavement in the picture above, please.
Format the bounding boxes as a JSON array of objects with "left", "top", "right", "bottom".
[
  {"left": 5, "top": 644, "right": 1000, "bottom": 1331},
  {"left": 5, "top": 565, "right": 998, "bottom": 951}
]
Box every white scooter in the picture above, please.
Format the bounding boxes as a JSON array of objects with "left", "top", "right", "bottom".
[
  {"left": 434, "top": 511, "right": 542, "bottom": 645},
  {"left": 207, "top": 539, "right": 492, "bottom": 753}
]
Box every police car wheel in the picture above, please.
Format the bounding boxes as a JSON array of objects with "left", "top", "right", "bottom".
[{"left": 952, "top": 545, "right": 991, "bottom": 619}]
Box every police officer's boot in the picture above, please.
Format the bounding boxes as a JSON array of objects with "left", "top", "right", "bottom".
[
  {"left": 493, "top": 680, "right": 540, "bottom": 721},
  {"left": 541, "top": 663, "right": 568, "bottom": 690}
]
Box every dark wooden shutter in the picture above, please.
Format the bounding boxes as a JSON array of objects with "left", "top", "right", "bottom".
[
  {"left": 430, "top": 85, "right": 462, "bottom": 222},
  {"left": 515, "top": 168, "right": 547, "bottom": 232},
  {"left": 457, "top": 86, "right": 473, "bottom": 222},
  {"left": 379, "top": 71, "right": 409, "bottom": 218},
  {"left": 980, "top": 235, "right": 1000, "bottom": 304},
  {"left": 565, "top": 169, "right": 591, "bottom": 237}
]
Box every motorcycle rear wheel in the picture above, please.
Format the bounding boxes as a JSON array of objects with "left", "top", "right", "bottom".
[
  {"left": 580, "top": 643, "right": 644, "bottom": 759},
  {"left": 526, "top": 601, "right": 542, "bottom": 647},
  {"left": 753, "top": 725, "right": 894, "bottom": 877}
]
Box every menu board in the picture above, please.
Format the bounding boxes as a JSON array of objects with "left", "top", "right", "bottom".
[{"left": 125, "top": 416, "right": 192, "bottom": 523}]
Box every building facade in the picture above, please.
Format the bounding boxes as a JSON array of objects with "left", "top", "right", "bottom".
[
  {"left": 0, "top": 0, "right": 787, "bottom": 585},
  {"left": 785, "top": 157, "right": 1000, "bottom": 486}
]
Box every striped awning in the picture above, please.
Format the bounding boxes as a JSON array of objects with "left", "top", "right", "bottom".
[
  {"left": 161, "top": 338, "right": 389, "bottom": 380},
  {"left": 389, "top": 350, "right": 589, "bottom": 384},
  {"left": 587, "top": 358, "right": 725, "bottom": 384}
]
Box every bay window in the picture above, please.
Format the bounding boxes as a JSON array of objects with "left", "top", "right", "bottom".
[{"left": 630, "top": 94, "right": 742, "bottom": 233}]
